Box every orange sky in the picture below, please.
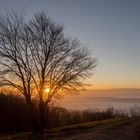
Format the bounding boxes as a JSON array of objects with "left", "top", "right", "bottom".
[{"left": 87, "top": 73, "right": 140, "bottom": 90}]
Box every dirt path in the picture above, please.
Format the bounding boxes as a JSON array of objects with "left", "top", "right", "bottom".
[
  {"left": 1, "top": 118, "right": 140, "bottom": 140},
  {"left": 52, "top": 118, "right": 139, "bottom": 140}
]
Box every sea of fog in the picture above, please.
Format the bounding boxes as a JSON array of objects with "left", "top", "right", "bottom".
[{"left": 59, "top": 89, "right": 140, "bottom": 111}]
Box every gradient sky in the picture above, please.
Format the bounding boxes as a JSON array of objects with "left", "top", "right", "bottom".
[{"left": 0, "top": 0, "right": 140, "bottom": 89}]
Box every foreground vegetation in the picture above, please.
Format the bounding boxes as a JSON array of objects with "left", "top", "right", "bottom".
[
  {"left": 0, "top": 93, "right": 119, "bottom": 133},
  {"left": 1, "top": 117, "right": 140, "bottom": 140},
  {"left": 0, "top": 118, "right": 124, "bottom": 139},
  {"left": 0, "top": 93, "right": 140, "bottom": 139}
]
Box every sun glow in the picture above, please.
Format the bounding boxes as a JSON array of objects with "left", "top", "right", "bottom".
[{"left": 44, "top": 88, "right": 50, "bottom": 93}]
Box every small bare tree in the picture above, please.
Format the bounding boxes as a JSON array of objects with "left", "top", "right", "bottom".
[
  {"left": 0, "top": 11, "right": 97, "bottom": 128},
  {"left": 0, "top": 12, "right": 33, "bottom": 107}
]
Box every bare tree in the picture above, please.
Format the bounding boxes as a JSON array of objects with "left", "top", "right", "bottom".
[
  {"left": 25, "top": 12, "right": 97, "bottom": 103},
  {"left": 0, "top": 12, "right": 33, "bottom": 107},
  {"left": 0, "top": 11, "right": 97, "bottom": 128}
]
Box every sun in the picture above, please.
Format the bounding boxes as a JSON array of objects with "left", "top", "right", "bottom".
[{"left": 44, "top": 88, "right": 50, "bottom": 93}]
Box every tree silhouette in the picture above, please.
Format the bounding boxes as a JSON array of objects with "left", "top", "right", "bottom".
[{"left": 0, "top": 11, "right": 97, "bottom": 128}]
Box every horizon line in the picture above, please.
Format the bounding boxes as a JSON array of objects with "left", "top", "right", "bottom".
[{"left": 87, "top": 88, "right": 140, "bottom": 91}]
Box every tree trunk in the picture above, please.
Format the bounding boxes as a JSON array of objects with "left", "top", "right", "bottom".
[
  {"left": 25, "top": 95, "right": 33, "bottom": 130},
  {"left": 38, "top": 99, "right": 46, "bottom": 130}
]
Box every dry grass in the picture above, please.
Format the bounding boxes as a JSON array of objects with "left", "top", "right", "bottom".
[{"left": 0, "top": 117, "right": 125, "bottom": 140}]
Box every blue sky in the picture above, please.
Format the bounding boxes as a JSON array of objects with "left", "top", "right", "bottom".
[{"left": 0, "top": 0, "right": 140, "bottom": 89}]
